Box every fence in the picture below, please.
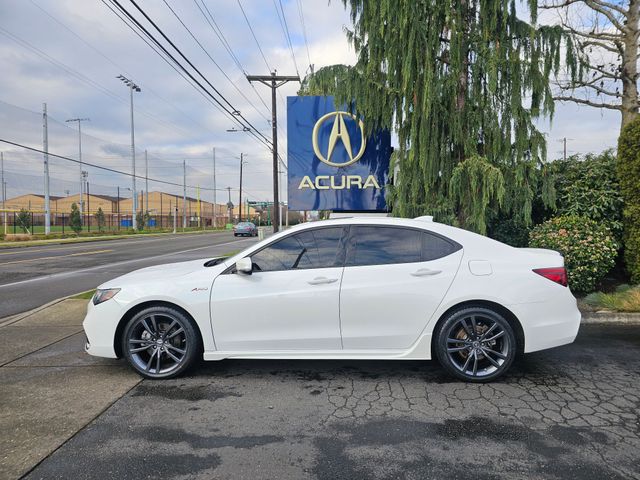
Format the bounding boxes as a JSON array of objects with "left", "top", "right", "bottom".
[{"left": 1, "top": 210, "right": 271, "bottom": 235}]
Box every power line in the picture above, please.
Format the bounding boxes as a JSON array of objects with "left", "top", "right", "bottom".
[
  {"left": 0, "top": 26, "right": 198, "bottom": 140},
  {"left": 236, "top": 0, "right": 272, "bottom": 72},
  {"left": 274, "top": 0, "right": 300, "bottom": 76},
  {"left": 30, "top": 0, "right": 218, "bottom": 139},
  {"left": 0, "top": 139, "right": 233, "bottom": 193},
  {"left": 194, "top": 0, "right": 272, "bottom": 116},
  {"left": 107, "top": 0, "right": 273, "bottom": 150},
  {"left": 100, "top": 0, "right": 256, "bottom": 141},
  {"left": 296, "top": 0, "right": 313, "bottom": 72},
  {"left": 160, "top": 0, "right": 270, "bottom": 123},
  {"left": 193, "top": 0, "right": 244, "bottom": 73}
]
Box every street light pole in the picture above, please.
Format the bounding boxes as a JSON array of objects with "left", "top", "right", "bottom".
[
  {"left": 144, "top": 149, "right": 148, "bottom": 214},
  {"left": 65, "top": 117, "right": 89, "bottom": 224},
  {"left": 183, "top": 159, "right": 187, "bottom": 229},
  {"left": 117, "top": 75, "right": 141, "bottom": 230},
  {"left": 239, "top": 153, "right": 247, "bottom": 223},
  {"left": 42, "top": 103, "right": 50, "bottom": 235},
  {"left": 212, "top": 147, "right": 216, "bottom": 228},
  {"left": 1, "top": 152, "right": 6, "bottom": 235}
]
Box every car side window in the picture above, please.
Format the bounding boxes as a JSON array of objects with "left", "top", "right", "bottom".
[
  {"left": 251, "top": 227, "right": 345, "bottom": 272},
  {"left": 348, "top": 226, "right": 422, "bottom": 266},
  {"left": 422, "top": 231, "right": 461, "bottom": 261}
]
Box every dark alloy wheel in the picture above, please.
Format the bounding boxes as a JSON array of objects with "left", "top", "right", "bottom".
[
  {"left": 435, "top": 307, "right": 516, "bottom": 382},
  {"left": 122, "top": 306, "right": 200, "bottom": 379}
]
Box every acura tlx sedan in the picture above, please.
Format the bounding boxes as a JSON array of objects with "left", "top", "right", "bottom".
[{"left": 83, "top": 216, "right": 581, "bottom": 382}]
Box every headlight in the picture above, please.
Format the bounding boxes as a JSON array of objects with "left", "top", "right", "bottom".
[{"left": 93, "top": 288, "right": 121, "bottom": 305}]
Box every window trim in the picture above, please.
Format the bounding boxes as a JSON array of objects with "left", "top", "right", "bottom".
[
  {"left": 223, "top": 225, "right": 350, "bottom": 274},
  {"left": 345, "top": 224, "right": 462, "bottom": 267}
]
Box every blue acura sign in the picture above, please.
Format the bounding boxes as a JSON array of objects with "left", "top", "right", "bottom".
[{"left": 287, "top": 96, "right": 391, "bottom": 211}]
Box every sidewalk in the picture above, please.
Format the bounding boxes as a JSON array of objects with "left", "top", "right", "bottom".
[
  {"left": 0, "top": 299, "right": 141, "bottom": 480},
  {"left": 0, "top": 296, "right": 637, "bottom": 480}
]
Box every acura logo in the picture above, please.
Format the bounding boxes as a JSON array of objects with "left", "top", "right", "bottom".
[{"left": 311, "top": 111, "right": 366, "bottom": 167}]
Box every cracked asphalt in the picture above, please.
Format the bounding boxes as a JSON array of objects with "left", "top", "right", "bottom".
[{"left": 24, "top": 324, "right": 640, "bottom": 480}]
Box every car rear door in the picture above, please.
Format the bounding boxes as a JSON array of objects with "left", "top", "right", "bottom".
[
  {"left": 210, "top": 226, "right": 348, "bottom": 351},
  {"left": 339, "top": 225, "right": 463, "bottom": 349}
]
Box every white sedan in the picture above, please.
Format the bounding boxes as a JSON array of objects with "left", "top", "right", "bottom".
[{"left": 83, "top": 216, "right": 581, "bottom": 382}]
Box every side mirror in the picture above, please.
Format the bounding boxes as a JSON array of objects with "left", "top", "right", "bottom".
[{"left": 236, "top": 257, "right": 253, "bottom": 275}]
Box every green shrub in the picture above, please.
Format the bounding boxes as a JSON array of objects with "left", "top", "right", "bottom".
[
  {"left": 529, "top": 215, "right": 617, "bottom": 293},
  {"left": 487, "top": 217, "right": 531, "bottom": 247},
  {"left": 549, "top": 150, "right": 623, "bottom": 239},
  {"left": 617, "top": 118, "right": 640, "bottom": 283}
]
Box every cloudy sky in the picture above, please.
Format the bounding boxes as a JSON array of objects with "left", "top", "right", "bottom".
[{"left": 0, "top": 0, "right": 619, "bottom": 206}]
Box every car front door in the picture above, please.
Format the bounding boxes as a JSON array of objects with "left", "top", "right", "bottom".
[
  {"left": 339, "top": 225, "right": 463, "bottom": 349},
  {"left": 210, "top": 226, "right": 347, "bottom": 351}
]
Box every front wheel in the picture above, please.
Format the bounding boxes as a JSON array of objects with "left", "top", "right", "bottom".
[
  {"left": 435, "top": 307, "right": 516, "bottom": 382},
  {"left": 122, "top": 306, "right": 200, "bottom": 379}
]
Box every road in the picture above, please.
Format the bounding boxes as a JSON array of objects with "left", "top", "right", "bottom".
[
  {"left": 0, "top": 232, "right": 257, "bottom": 318},
  {"left": 16, "top": 324, "right": 640, "bottom": 480}
]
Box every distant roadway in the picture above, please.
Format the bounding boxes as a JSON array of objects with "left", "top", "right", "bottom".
[{"left": 0, "top": 232, "right": 258, "bottom": 318}]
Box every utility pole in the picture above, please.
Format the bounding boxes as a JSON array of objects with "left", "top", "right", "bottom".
[
  {"left": 226, "top": 186, "right": 233, "bottom": 224},
  {"left": 212, "top": 147, "right": 216, "bottom": 228},
  {"left": 65, "top": 117, "right": 89, "bottom": 223},
  {"left": 1, "top": 152, "right": 6, "bottom": 235},
  {"left": 86, "top": 181, "right": 90, "bottom": 232},
  {"left": 144, "top": 149, "right": 148, "bottom": 214},
  {"left": 42, "top": 103, "right": 50, "bottom": 235},
  {"left": 246, "top": 72, "right": 299, "bottom": 233},
  {"left": 182, "top": 159, "right": 187, "bottom": 229},
  {"left": 117, "top": 186, "right": 120, "bottom": 228},
  {"left": 239, "top": 156, "right": 242, "bottom": 223},
  {"left": 117, "top": 75, "right": 141, "bottom": 230},
  {"left": 562, "top": 137, "right": 567, "bottom": 161}
]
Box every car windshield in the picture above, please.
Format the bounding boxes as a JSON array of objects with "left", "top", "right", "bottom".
[{"left": 237, "top": 223, "right": 253, "bottom": 227}]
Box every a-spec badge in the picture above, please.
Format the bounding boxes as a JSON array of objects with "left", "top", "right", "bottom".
[{"left": 191, "top": 287, "right": 209, "bottom": 292}]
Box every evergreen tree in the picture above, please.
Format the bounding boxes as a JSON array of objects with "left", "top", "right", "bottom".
[
  {"left": 301, "top": 0, "right": 567, "bottom": 232},
  {"left": 17, "top": 208, "right": 31, "bottom": 234},
  {"left": 617, "top": 117, "right": 640, "bottom": 283},
  {"left": 69, "top": 203, "right": 82, "bottom": 234},
  {"left": 94, "top": 207, "right": 106, "bottom": 232}
]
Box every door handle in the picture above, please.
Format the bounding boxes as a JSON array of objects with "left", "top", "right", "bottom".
[
  {"left": 411, "top": 268, "right": 442, "bottom": 277},
  {"left": 307, "top": 276, "right": 339, "bottom": 285}
]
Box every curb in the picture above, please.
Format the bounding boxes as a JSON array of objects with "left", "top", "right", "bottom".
[
  {"left": 0, "top": 229, "right": 228, "bottom": 249},
  {"left": 0, "top": 290, "right": 93, "bottom": 327},
  {"left": 581, "top": 311, "right": 640, "bottom": 325}
]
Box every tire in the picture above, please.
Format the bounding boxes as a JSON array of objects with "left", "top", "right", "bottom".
[
  {"left": 233, "top": 233, "right": 238, "bottom": 237},
  {"left": 121, "top": 306, "right": 201, "bottom": 380},
  {"left": 434, "top": 306, "right": 516, "bottom": 382}
]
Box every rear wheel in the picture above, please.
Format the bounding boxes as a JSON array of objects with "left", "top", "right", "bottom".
[
  {"left": 122, "top": 306, "right": 200, "bottom": 379},
  {"left": 435, "top": 307, "right": 516, "bottom": 382}
]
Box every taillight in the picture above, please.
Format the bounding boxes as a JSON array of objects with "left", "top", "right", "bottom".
[{"left": 533, "top": 267, "right": 568, "bottom": 287}]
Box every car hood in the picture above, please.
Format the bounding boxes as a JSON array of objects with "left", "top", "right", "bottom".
[{"left": 98, "top": 257, "right": 222, "bottom": 289}]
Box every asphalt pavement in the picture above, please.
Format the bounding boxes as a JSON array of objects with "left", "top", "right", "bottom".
[
  {"left": 13, "top": 324, "right": 640, "bottom": 480},
  {"left": 0, "top": 232, "right": 257, "bottom": 318}
]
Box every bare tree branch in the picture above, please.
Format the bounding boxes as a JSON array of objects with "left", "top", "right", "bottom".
[
  {"left": 540, "top": 0, "right": 627, "bottom": 17},
  {"left": 589, "top": 64, "right": 619, "bottom": 78},
  {"left": 554, "top": 95, "right": 621, "bottom": 109},
  {"left": 584, "top": 0, "right": 626, "bottom": 32},
  {"left": 580, "top": 39, "right": 623, "bottom": 54},
  {"left": 586, "top": 0, "right": 628, "bottom": 17},
  {"left": 564, "top": 25, "right": 624, "bottom": 42},
  {"left": 539, "top": 0, "right": 582, "bottom": 9}
]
